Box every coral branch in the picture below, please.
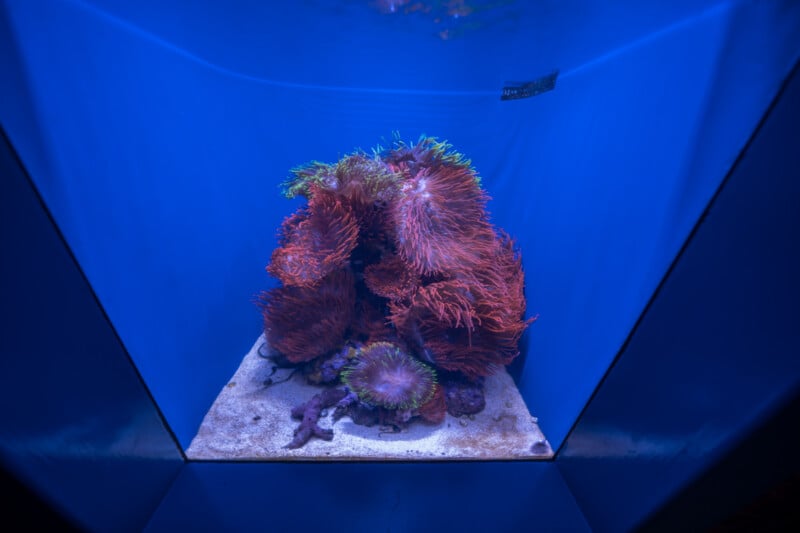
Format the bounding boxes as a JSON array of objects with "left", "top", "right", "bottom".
[
  {"left": 391, "top": 279, "right": 478, "bottom": 331},
  {"left": 363, "top": 253, "right": 419, "bottom": 301},
  {"left": 268, "top": 189, "right": 359, "bottom": 288},
  {"left": 259, "top": 269, "right": 355, "bottom": 363},
  {"left": 283, "top": 153, "right": 399, "bottom": 207},
  {"left": 287, "top": 388, "right": 348, "bottom": 449},
  {"left": 391, "top": 164, "right": 495, "bottom": 276}
]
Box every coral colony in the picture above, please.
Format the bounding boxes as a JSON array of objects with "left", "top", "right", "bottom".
[{"left": 258, "top": 136, "right": 533, "bottom": 448}]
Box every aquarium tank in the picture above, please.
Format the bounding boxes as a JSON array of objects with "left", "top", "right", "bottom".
[
  {"left": 1, "top": 0, "right": 799, "bottom": 531},
  {"left": 186, "top": 135, "right": 548, "bottom": 460}
]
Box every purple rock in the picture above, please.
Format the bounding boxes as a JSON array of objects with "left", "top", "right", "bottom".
[{"left": 443, "top": 377, "right": 486, "bottom": 417}]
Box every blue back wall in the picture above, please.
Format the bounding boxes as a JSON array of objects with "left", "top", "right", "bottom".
[{"left": 1, "top": 0, "right": 799, "bottom": 449}]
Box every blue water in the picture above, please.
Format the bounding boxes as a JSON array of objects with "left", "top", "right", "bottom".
[{"left": 2, "top": 0, "right": 799, "bottom": 453}]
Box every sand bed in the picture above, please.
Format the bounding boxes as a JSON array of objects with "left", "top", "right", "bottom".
[{"left": 187, "top": 336, "right": 552, "bottom": 461}]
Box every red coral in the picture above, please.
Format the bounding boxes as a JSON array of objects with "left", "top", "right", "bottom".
[
  {"left": 363, "top": 253, "right": 420, "bottom": 301},
  {"left": 349, "top": 294, "right": 393, "bottom": 344},
  {"left": 383, "top": 136, "right": 470, "bottom": 179},
  {"left": 331, "top": 154, "right": 399, "bottom": 209},
  {"left": 390, "top": 233, "right": 533, "bottom": 379},
  {"left": 391, "top": 163, "right": 495, "bottom": 276},
  {"left": 268, "top": 188, "right": 359, "bottom": 288},
  {"left": 260, "top": 135, "right": 533, "bottom": 387},
  {"left": 259, "top": 269, "right": 355, "bottom": 363},
  {"left": 413, "top": 325, "right": 519, "bottom": 379},
  {"left": 406, "top": 279, "right": 477, "bottom": 330},
  {"left": 468, "top": 232, "right": 533, "bottom": 343}
]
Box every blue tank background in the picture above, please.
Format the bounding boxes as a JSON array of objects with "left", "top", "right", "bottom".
[{"left": 1, "top": 0, "right": 799, "bottom": 531}]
